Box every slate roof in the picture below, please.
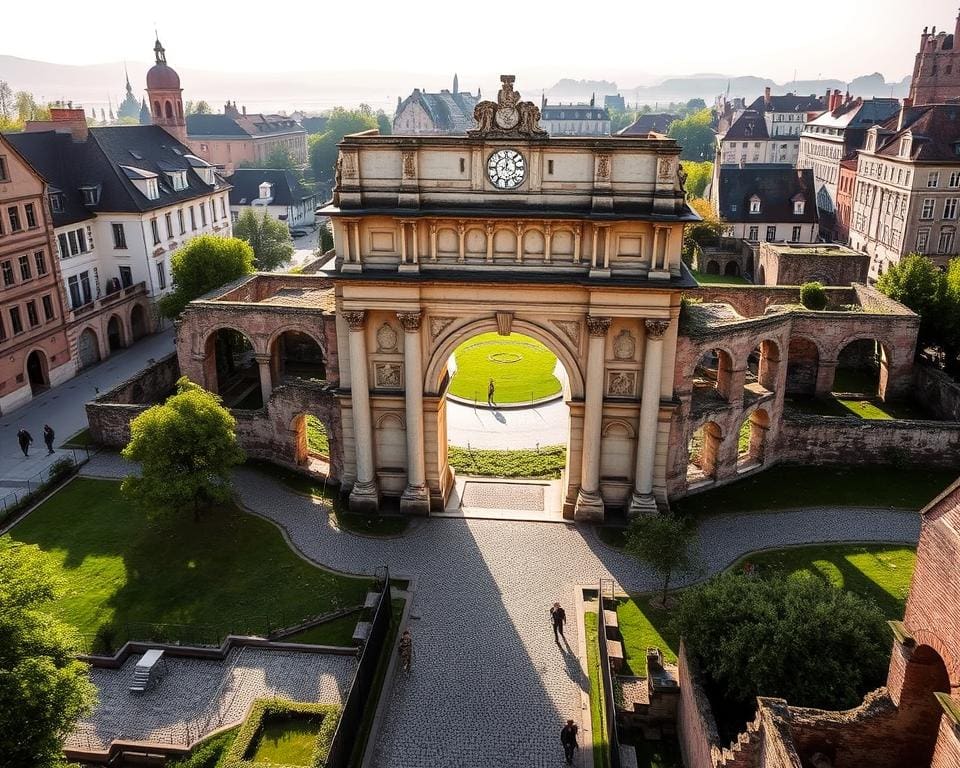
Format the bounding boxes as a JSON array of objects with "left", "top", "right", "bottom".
[
  {"left": 7, "top": 125, "right": 229, "bottom": 220},
  {"left": 617, "top": 113, "right": 678, "bottom": 135},
  {"left": 717, "top": 165, "right": 818, "bottom": 223},
  {"left": 873, "top": 103, "right": 960, "bottom": 162},
  {"left": 394, "top": 89, "right": 479, "bottom": 133},
  {"left": 228, "top": 169, "right": 314, "bottom": 207},
  {"left": 186, "top": 113, "right": 305, "bottom": 138},
  {"left": 804, "top": 98, "right": 900, "bottom": 132},
  {"left": 541, "top": 105, "right": 609, "bottom": 121},
  {"left": 747, "top": 93, "right": 824, "bottom": 113},
  {"left": 723, "top": 110, "right": 769, "bottom": 140}
]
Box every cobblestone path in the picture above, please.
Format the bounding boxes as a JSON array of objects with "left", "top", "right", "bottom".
[{"left": 79, "top": 455, "right": 921, "bottom": 768}]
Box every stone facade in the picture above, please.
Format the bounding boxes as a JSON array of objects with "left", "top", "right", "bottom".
[
  {"left": 909, "top": 13, "right": 960, "bottom": 106},
  {"left": 755, "top": 242, "right": 869, "bottom": 286}
]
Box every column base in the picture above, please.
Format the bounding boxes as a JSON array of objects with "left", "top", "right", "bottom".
[
  {"left": 574, "top": 489, "right": 605, "bottom": 523},
  {"left": 349, "top": 480, "right": 380, "bottom": 514},
  {"left": 400, "top": 484, "right": 430, "bottom": 516},
  {"left": 627, "top": 492, "right": 658, "bottom": 517},
  {"left": 397, "top": 263, "right": 420, "bottom": 273},
  {"left": 341, "top": 262, "right": 363, "bottom": 273}
]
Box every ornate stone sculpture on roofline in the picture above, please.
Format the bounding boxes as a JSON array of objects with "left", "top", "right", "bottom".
[{"left": 468, "top": 75, "right": 548, "bottom": 139}]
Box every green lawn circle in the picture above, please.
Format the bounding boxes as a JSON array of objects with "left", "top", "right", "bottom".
[{"left": 447, "top": 332, "right": 562, "bottom": 404}]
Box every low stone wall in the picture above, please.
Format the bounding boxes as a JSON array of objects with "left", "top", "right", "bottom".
[
  {"left": 686, "top": 285, "right": 855, "bottom": 319},
  {"left": 915, "top": 365, "right": 960, "bottom": 422},
  {"left": 677, "top": 642, "right": 724, "bottom": 768},
  {"left": 777, "top": 413, "right": 960, "bottom": 468}
]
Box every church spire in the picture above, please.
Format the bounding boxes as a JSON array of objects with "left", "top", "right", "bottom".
[
  {"left": 124, "top": 63, "right": 133, "bottom": 96},
  {"left": 453, "top": 73, "right": 459, "bottom": 94}
]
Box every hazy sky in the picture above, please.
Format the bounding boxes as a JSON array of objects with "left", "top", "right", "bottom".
[{"left": 4, "top": 0, "right": 957, "bottom": 83}]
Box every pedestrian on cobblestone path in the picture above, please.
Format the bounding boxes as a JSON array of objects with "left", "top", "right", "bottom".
[
  {"left": 398, "top": 629, "right": 412, "bottom": 673},
  {"left": 551, "top": 602, "right": 567, "bottom": 643},
  {"left": 17, "top": 428, "right": 33, "bottom": 457},
  {"left": 43, "top": 425, "right": 55, "bottom": 455},
  {"left": 487, "top": 378, "right": 496, "bottom": 406},
  {"left": 560, "top": 719, "right": 579, "bottom": 764}
]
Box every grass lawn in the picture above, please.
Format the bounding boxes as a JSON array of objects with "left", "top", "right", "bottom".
[
  {"left": 585, "top": 610, "right": 609, "bottom": 768},
  {"left": 690, "top": 269, "right": 750, "bottom": 285},
  {"left": 6, "top": 478, "right": 370, "bottom": 651},
  {"left": 786, "top": 395, "right": 930, "bottom": 420},
  {"left": 447, "top": 332, "right": 561, "bottom": 404},
  {"left": 306, "top": 415, "right": 330, "bottom": 456},
  {"left": 673, "top": 464, "right": 955, "bottom": 518},
  {"left": 447, "top": 445, "right": 566, "bottom": 479},
  {"left": 284, "top": 611, "right": 362, "bottom": 647},
  {"left": 61, "top": 427, "right": 96, "bottom": 449},
  {"left": 249, "top": 716, "right": 322, "bottom": 765}
]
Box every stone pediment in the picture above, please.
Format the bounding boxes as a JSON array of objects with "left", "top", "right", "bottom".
[{"left": 468, "top": 75, "right": 548, "bottom": 139}]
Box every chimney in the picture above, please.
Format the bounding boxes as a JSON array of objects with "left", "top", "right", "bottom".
[
  {"left": 242, "top": 105, "right": 247, "bottom": 116},
  {"left": 764, "top": 86, "right": 772, "bottom": 107},
  {"left": 829, "top": 89, "right": 843, "bottom": 111},
  {"left": 898, "top": 97, "right": 913, "bottom": 131},
  {"left": 824, "top": 89, "right": 830, "bottom": 109},
  {"left": 25, "top": 106, "right": 88, "bottom": 141}
]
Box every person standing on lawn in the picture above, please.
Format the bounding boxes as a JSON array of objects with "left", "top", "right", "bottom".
[
  {"left": 43, "top": 425, "right": 55, "bottom": 455},
  {"left": 17, "top": 428, "right": 33, "bottom": 457},
  {"left": 550, "top": 602, "right": 567, "bottom": 643},
  {"left": 487, "top": 378, "right": 496, "bottom": 406},
  {"left": 560, "top": 719, "right": 579, "bottom": 764}
]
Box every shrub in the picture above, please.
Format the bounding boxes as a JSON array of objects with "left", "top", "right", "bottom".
[
  {"left": 168, "top": 729, "right": 237, "bottom": 768},
  {"left": 799, "top": 281, "right": 828, "bottom": 310},
  {"left": 223, "top": 698, "right": 340, "bottom": 768},
  {"left": 48, "top": 456, "right": 76, "bottom": 483}
]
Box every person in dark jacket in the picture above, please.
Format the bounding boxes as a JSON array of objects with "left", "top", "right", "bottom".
[
  {"left": 560, "top": 719, "right": 579, "bottom": 764},
  {"left": 16, "top": 428, "right": 33, "bottom": 457},
  {"left": 550, "top": 602, "right": 567, "bottom": 643},
  {"left": 43, "top": 424, "right": 55, "bottom": 455}
]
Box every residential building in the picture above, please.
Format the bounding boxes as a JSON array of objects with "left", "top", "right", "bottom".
[
  {"left": 617, "top": 113, "right": 678, "bottom": 136},
  {"left": 0, "top": 134, "right": 73, "bottom": 413},
  {"left": 539, "top": 96, "right": 610, "bottom": 136},
  {"left": 849, "top": 103, "right": 960, "bottom": 279},
  {"left": 393, "top": 77, "right": 480, "bottom": 135},
  {"left": 604, "top": 94, "right": 625, "bottom": 112},
  {"left": 909, "top": 12, "right": 960, "bottom": 105},
  {"left": 228, "top": 169, "right": 318, "bottom": 229},
  {"left": 835, "top": 156, "right": 859, "bottom": 243},
  {"left": 798, "top": 93, "right": 901, "bottom": 239},
  {"left": 187, "top": 104, "right": 308, "bottom": 174},
  {"left": 9, "top": 106, "right": 232, "bottom": 372},
  {"left": 715, "top": 165, "right": 819, "bottom": 243}
]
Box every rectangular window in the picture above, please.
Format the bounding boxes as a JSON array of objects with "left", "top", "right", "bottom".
[
  {"left": 77, "top": 228, "right": 87, "bottom": 253},
  {"left": 119, "top": 265, "right": 133, "bottom": 288},
  {"left": 178, "top": 209, "right": 185, "bottom": 234},
  {"left": 10, "top": 306, "right": 23, "bottom": 334},
  {"left": 766, "top": 226, "right": 777, "bottom": 241},
  {"left": 156, "top": 260, "right": 166, "bottom": 289},
  {"left": 189, "top": 206, "right": 196, "bottom": 230},
  {"left": 917, "top": 229, "right": 930, "bottom": 252},
  {"left": 151, "top": 218, "right": 160, "bottom": 245},
  {"left": 24, "top": 203, "right": 36, "bottom": 228},
  {"left": 0, "top": 315, "right": 5, "bottom": 341},
  {"left": 219, "top": 197, "right": 226, "bottom": 219},
  {"left": 939, "top": 229, "right": 956, "bottom": 254},
  {"left": 1, "top": 260, "right": 13, "bottom": 286},
  {"left": 791, "top": 226, "right": 801, "bottom": 242},
  {"left": 26, "top": 300, "right": 38, "bottom": 327},
  {"left": 748, "top": 225, "right": 759, "bottom": 241},
  {"left": 951, "top": 171, "right": 960, "bottom": 188},
  {"left": 165, "top": 212, "right": 173, "bottom": 239},
  {"left": 921, "top": 199, "right": 936, "bottom": 219},
  {"left": 18, "top": 255, "right": 31, "bottom": 281},
  {"left": 0, "top": 156, "right": 7, "bottom": 181},
  {"left": 112, "top": 222, "right": 127, "bottom": 249},
  {"left": 946, "top": 199, "right": 959, "bottom": 220},
  {"left": 41, "top": 294, "right": 54, "bottom": 321},
  {"left": 79, "top": 271, "right": 92, "bottom": 305},
  {"left": 68, "top": 275, "right": 81, "bottom": 308},
  {"left": 33, "top": 250, "right": 46, "bottom": 276},
  {"left": 200, "top": 202, "right": 207, "bottom": 226},
  {"left": 928, "top": 171, "right": 940, "bottom": 188},
  {"left": 8, "top": 206, "right": 21, "bottom": 232},
  {"left": 67, "top": 230, "right": 79, "bottom": 256},
  {"left": 57, "top": 233, "right": 68, "bottom": 259}
]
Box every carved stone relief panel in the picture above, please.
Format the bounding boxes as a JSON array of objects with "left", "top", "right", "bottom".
[
  {"left": 551, "top": 319, "right": 581, "bottom": 348},
  {"left": 613, "top": 329, "right": 636, "bottom": 360},
  {"left": 374, "top": 362, "right": 403, "bottom": 389},
  {"left": 430, "top": 316, "right": 456, "bottom": 339},
  {"left": 607, "top": 370, "right": 637, "bottom": 398},
  {"left": 376, "top": 322, "right": 399, "bottom": 352}
]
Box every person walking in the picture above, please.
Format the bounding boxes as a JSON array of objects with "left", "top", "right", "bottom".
[
  {"left": 551, "top": 602, "right": 567, "bottom": 643},
  {"left": 398, "top": 629, "right": 413, "bottom": 673},
  {"left": 43, "top": 424, "right": 55, "bottom": 455},
  {"left": 487, "top": 378, "right": 496, "bottom": 407},
  {"left": 16, "top": 428, "right": 33, "bottom": 457},
  {"left": 560, "top": 719, "right": 579, "bottom": 764}
]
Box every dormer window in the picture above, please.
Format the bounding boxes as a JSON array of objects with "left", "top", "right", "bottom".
[
  {"left": 793, "top": 199, "right": 805, "bottom": 215},
  {"left": 50, "top": 193, "right": 64, "bottom": 213},
  {"left": 146, "top": 178, "right": 159, "bottom": 200},
  {"left": 259, "top": 182, "right": 273, "bottom": 200},
  {"left": 167, "top": 170, "right": 188, "bottom": 191},
  {"left": 80, "top": 185, "right": 100, "bottom": 206},
  {"left": 749, "top": 195, "right": 761, "bottom": 214}
]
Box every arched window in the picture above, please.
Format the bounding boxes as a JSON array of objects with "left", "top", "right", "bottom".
[
  {"left": 153, "top": 100, "right": 161, "bottom": 117},
  {"left": 164, "top": 101, "right": 174, "bottom": 119}
]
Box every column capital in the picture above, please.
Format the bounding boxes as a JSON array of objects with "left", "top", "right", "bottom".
[
  {"left": 253, "top": 353, "right": 272, "bottom": 364},
  {"left": 343, "top": 310, "right": 367, "bottom": 331},
  {"left": 586, "top": 315, "right": 612, "bottom": 337},
  {"left": 644, "top": 319, "right": 670, "bottom": 339},
  {"left": 396, "top": 311, "right": 423, "bottom": 331}
]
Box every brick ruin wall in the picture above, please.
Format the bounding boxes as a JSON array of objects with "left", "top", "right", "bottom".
[
  {"left": 757, "top": 250, "right": 870, "bottom": 287},
  {"left": 915, "top": 365, "right": 960, "bottom": 421},
  {"left": 677, "top": 642, "right": 726, "bottom": 768}
]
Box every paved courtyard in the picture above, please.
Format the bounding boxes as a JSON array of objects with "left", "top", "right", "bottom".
[
  {"left": 79, "top": 453, "right": 921, "bottom": 767},
  {"left": 67, "top": 646, "right": 355, "bottom": 752}
]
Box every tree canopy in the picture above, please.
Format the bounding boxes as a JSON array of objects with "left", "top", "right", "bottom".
[
  {"left": 668, "top": 108, "right": 716, "bottom": 161},
  {"left": 624, "top": 513, "right": 695, "bottom": 604},
  {"left": 0, "top": 539, "right": 96, "bottom": 766},
  {"left": 674, "top": 572, "right": 889, "bottom": 711},
  {"left": 681, "top": 160, "right": 713, "bottom": 199},
  {"left": 121, "top": 377, "right": 245, "bottom": 520},
  {"left": 683, "top": 198, "right": 723, "bottom": 262},
  {"left": 309, "top": 106, "right": 379, "bottom": 181},
  {"left": 233, "top": 209, "right": 294, "bottom": 271},
  {"left": 158, "top": 235, "right": 255, "bottom": 319},
  {"left": 185, "top": 100, "right": 212, "bottom": 115}
]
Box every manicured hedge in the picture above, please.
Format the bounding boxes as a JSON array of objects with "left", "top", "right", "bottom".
[{"left": 224, "top": 698, "right": 340, "bottom": 768}]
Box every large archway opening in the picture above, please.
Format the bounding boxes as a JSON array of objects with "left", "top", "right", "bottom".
[
  {"left": 834, "top": 338, "right": 886, "bottom": 398},
  {"left": 77, "top": 328, "right": 101, "bottom": 370},
  {"left": 26, "top": 350, "right": 49, "bottom": 395},
  {"left": 130, "top": 304, "right": 148, "bottom": 341},
  {"left": 291, "top": 412, "right": 333, "bottom": 477},
  {"left": 687, "top": 421, "right": 722, "bottom": 485},
  {"left": 744, "top": 340, "right": 780, "bottom": 403},
  {"left": 692, "top": 348, "right": 734, "bottom": 410},
  {"left": 205, "top": 329, "right": 263, "bottom": 409},
  {"left": 270, "top": 330, "right": 326, "bottom": 385},
  {"left": 785, "top": 337, "right": 820, "bottom": 396},
  {"left": 736, "top": 408, "right": 770, "bottom": 471},
  {"left": 895, "top": 644, "right": 951, "bottom": 766},
  {"left": 107, "top": 315, "right": 125, "bottom": 352}
]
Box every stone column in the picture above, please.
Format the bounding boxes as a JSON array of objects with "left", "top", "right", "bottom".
[
  {"left": 544, "top": 222, "right": 553, "bottom": 263},
  {"left": 344, "top": 310, "right": 379, "bottom": 513},
  {"left": 603, "top": 226, "right": 612, "bottom": 269},
  {"left": 591, "top": 226, "right": 599, "bottom": 269},
  {"left": 458, "top": 221, "right": 466, "bottom": 263},
  {"left": 399, "top": 222, "right": 408, "bottom": 264},
  {"left": 515, "top": 222, "right": 524, "bottom": 263},
  {"left": 485, "top": 222, "right": 495, "bottom": 262},
  {"left": 398, "top": 311, "right": 429, "bottom": 515},
  {"left": 573, "top": 224, "right": 582, "bottom": 264},
  {"left": 629, "top": 319, "right": 670, "bottom": 516},
  {"left": 253, "top": 353, "right": 273, "bottom": 407},
  {"left": 575, "top": 315, "right": 611, "bottom": 522},
  {"left": 411, "top": 221, "right": 420, "bottom": 264},
  {"left": 430, "top": 222, "right": 438, "bottom": 261},
  {"left": 352, "top": 221, "right": 361, "bottom": 265}
]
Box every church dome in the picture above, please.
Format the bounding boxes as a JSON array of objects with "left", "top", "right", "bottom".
[{"left": 146, "top": 63, "right": 180, "bottom": 90}]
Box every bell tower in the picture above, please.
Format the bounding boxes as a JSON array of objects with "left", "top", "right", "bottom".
[{"left": 145, "top": 35, "right": 187, "bottom": 144}]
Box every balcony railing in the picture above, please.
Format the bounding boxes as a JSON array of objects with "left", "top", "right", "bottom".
[{"left": 69, "top": 281, "right": 146, "bottom": 320}]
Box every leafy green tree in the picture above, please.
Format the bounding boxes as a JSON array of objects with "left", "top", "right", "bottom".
[
  {"left": 800, "top": 281, "right": 828, "bottom": 310},
  {"left": 608, "top": 108, "right": 639, "bottom": 134},
  {"left": 674, "top": 572, "right": 889, "bottom": 711},
  {"left": 15, "top": 90, "right": 49, "bottom": 123},
  {"left": 625, "top": 513, "right": 695, "bottom": 605},
  {"left": 681, "top": 160, "right": 713, "bottom": 199},
  {"left": 158, "top": 236, "right": 254, "bottom": 318},
  {"left": 121, "top": 377, "right": 245, "bottom": 521},
  {"left": 877, "top": 253, "right": 945, "bottom": 347},
  {"left": 667, "top": 108, "right": 715, "bottom": 160},
  {"left": 0, "top": 539, "right": 97, "bottom": 766},
  {"left": 376, "top": 109, "right": 392, "bottom": 135},
  {"left": 233, "top": 209, "right": 294, "bottom": 271},
  {"left": 683, "top": 198, "right": 723, "bottom": 263},
  {"left": 318, "top": 222, "right": 334, "bottom": 253},
  {"left": 309, "top": 107, "right": 378, "bottom": 181},
  {"left": 0, "top": 80, "right": 13, "bottom": 120},
  {"left": 185, "top": 100, "right": 211, "bottom": 115},
  {"left": 941, "top": 258, "right": 960, "bottom": 372},
  {"left": 686, "top": 98, "right": 707, "bottom": 111}
]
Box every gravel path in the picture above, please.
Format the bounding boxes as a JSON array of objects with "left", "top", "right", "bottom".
[{"left": 77, "top": 454, "right": 921, "bottom": 767}]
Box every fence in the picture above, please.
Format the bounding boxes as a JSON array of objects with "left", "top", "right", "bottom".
[
  {"left": 326, "top": 566, "right": 393, "bottom": 768},
  {"left": 0, "top": 446, "right": 94, "bottom": 520},
  {"left": 598, "top": 579, "right": 622, "bottom": 768}
]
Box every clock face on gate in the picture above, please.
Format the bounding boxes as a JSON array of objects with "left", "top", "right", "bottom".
[{"left": 487, "top": 149, "right": 526, "bottom": 190}]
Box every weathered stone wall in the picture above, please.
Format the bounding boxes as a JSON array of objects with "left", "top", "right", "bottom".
[
  {"left": 756, "top": 247, "right": 869, "bottom": 287},
  {"left": 915, "top": 365, "right": 960, "bottom": 421},
  {"left": 677, "top": 642, "right": 725, "bottom": 768},
  {"left": 686, "top": 286, "right": 855, "bottom": 318}
]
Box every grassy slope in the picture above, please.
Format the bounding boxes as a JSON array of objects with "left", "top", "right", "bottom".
[
  {"left": 7, "top": 478, "right": 369, "bottom": 644},
  {"left": 448, "top": 332, "right": 561, "bottom": 403}
]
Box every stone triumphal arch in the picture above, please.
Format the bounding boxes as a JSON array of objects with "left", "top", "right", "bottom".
[{"left": 325, "top": 76, "right": 697, "bottom": 520}]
